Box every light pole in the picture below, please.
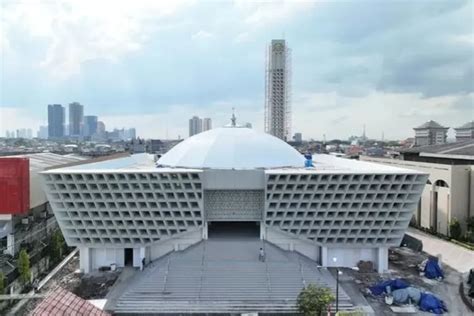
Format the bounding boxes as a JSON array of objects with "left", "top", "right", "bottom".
[{"left": 332, "top": 257, "right": 341, "bottom": 313}]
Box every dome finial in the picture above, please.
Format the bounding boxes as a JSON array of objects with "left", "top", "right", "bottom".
[{"left": 231, "top": 107, "right": 236, "bottom": 127}]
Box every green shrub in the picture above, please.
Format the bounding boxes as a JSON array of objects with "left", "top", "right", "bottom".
[
  {"left": 449, "top": 218, "right": 462, "bottom": 240},
  {"left": 336, "top": 310, "right": 365, "bottom": 316},
  {"left": 297, "top": 284, "right": 335, "bottom": 316},
  {"left": 18, "top": 249, "right": 31, "bottom": 285},
  {"left": 466, "top": 217, "right": 474, "bottom": 242},
  {"left": 0, "top": 271, "right": 5, "bottom": 295}
]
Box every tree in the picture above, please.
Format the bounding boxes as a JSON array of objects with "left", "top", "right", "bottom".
[
  {"left": 297, "top": 284, "right": 335, "bottom": 316},
  {"left": 18, "top": 249, "right": 31, "bottom": 285},
  {"left": 0, "top": 271, "right": 5, "bottom": 295},
  {"left": 449, "top": 218, "right": 462, "bottom": 240},
  {"left": 465, "top": 216, "right": 474, "bottom": 243},
  {"left": 49, "top": 230, "right": 65, "bottom": 264}
]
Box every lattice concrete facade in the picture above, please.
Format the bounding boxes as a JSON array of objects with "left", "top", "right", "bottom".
[
  {"left": 42, "top": 170, "right": 204, "bottom": 247},
  {"left": 41, "top": 152, "right": 428, "bottom": 273},
  {"left": 265, "top": 172, "right": 426, "bottom": 246}
]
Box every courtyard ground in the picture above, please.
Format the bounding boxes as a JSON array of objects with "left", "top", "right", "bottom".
[{"left": 338, "top": 246, "right": 471, "bottom": 315}]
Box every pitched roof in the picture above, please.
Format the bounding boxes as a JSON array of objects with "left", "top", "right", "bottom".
[
  {"left": 31, "top": 287, "right": 110, "bottom": 316},
  {"left": 401, "top": 139, "right": 474, "bottom": 156},
  {"left": 414, "top": 120, "right": 448, "bottom": 129},
  {"left": 455, "top": 121, "right": 474, "bottom": 130}
]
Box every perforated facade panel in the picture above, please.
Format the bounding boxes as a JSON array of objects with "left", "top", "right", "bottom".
[
  {"left": 264, "top": 172, "right": 427, "bottom": 246},
  {"left": 42, "top": 171, "right": 204, "bottom": 246},
  {"left": 205, "top": 190, "right": 264, "bottom": 221}
]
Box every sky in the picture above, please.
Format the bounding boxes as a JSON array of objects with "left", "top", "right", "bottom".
[{"left": 0, "top": 0, "right": 473, "bottom": 140}]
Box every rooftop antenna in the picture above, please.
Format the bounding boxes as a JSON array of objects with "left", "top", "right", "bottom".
[{"left": 231, "top": 107, "right": 236, "bottom": 127}]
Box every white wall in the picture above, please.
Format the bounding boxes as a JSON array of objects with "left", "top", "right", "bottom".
[
  {"left": 266, "top": 227, "right": 320, "bottom": 262},
  {"left": 203, "top": 169, "right": 264, "bottom": 190},
  {"left": 80, "top": 229, "right": 203, "bottom": 273},
  {"left": 421, "top": 187, "right": 431, "bottom": 228},
  {"left": 150, "top": 229, "right": 202, "bottom": 261},
  {"left": 90, "top": 248, "right": 125, "bottom": 270},
  {"left": 325, "top": 247, "right": 378, "bottom": 270},
  {"left": 437, "top": 187, "right": 450, "bottom": 235},
  {"left": 265, "top": 227, "right": 388, "bottom": 272},
  {"left": 30, "top": 172, "right": 48, "bottom": 209},
  {"left": 361, "top": 157, "right": 472, "bottom": 234}
]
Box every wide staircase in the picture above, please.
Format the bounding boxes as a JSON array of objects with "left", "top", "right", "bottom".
[{"left": 112, "top": 238, "right": 353, "bottom": 314}]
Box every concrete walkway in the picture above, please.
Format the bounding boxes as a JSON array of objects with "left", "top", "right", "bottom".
[{"left": 407, "top": 228, "right": 474, "bottom": 273}]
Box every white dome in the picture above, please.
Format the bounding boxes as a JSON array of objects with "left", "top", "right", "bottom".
[{"left": 158, "top": 127, "right": 305, "bottom": 169}]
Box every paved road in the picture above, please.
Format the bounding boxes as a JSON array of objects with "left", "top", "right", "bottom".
[{"left": 407, "top": 228, "right": 474, "bottom": 273}]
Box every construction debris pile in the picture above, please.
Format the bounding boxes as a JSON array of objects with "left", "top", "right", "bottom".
[
  {"left": 418, "top": 255, "right": 444, "bottom": 280},
  {"left": 368, "top": 278, "right": 448, "bottom": 314}
]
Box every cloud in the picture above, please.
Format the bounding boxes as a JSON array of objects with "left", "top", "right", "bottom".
[
  {"left": 1, "top": 0, "right": 472, "bottom": 141},
  {"left": 234, "top": 0, "right": 317, "bottom": 27},
  {"left": 0, "top": 107, "right": 42, "bottom": 135},
  {"left": 99, "top": 97, "right": 263, "bottom": 139},
  {"left": 290, "top": 91, "right": 470, "bottom": 140},
  {"left": 233, "top": 32, "right": 251, "bottom": 44},
  {"left": 1, "top": 0, "right": 195, "bottom": 79},
  {"left": 191, "top": 30, "right": 214, "bottom": 41}
]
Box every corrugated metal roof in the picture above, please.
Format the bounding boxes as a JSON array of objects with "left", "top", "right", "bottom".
[
  {"left": 401, "top": 140, "right": 474, "bottom": 156},
  {"left": 455, "top": 121, "right": 474, "bottom": 130},
  {"left": 0, "top": 153, "right": 87, "bottom": 172}
]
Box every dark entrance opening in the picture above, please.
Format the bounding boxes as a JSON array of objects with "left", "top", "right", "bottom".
[
  {"left": 124, "top": 248, "right": 134, "bottom": 266},
  {"left": 208, "top": 221, "right": 260, "bottom": 239}
]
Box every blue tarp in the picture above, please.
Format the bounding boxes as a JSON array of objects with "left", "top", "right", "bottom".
[
  {"left": 425, "top": 258, "right": 444, "bottom": 279},
  {"left": 419, "top": 293, "right": 448, "bottom": 314},
  {"left": 369, "top": 279, "right": 410, "bottom": 296}
]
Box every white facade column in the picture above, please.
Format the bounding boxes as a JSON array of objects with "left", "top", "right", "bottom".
[
  {"left": 6, "top": 233, "right": 15, "bottom": 256},
  {"left": 79, "top": 247, "right": 91, "bottom": 273},
  {"left": 260, "top": 223, "right": 266, "bottom": 240},
  {"left": 377, "top": 247, "right": 388, "bottom": 273},
  {"left": 321, "top": 246, "right": 328, "bottom": 266},
  {"left": 202, "top": 222, "right": 208, "bottom": 240}
]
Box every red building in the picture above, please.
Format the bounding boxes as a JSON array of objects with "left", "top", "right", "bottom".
[{"left": 0, "top": 158, "right": 29, "bottom": 215}]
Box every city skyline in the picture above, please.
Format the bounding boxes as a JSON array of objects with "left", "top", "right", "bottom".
[{"left": 1, "top": 1, "right": 472, "bottom": 140}]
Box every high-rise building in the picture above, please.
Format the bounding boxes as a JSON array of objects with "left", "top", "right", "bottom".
[
  {"left": 69, "top": 102, "right": 84, "bottom": 137},
  {"left": 83, "top": 116, "right": 98, "bottom": 137},
  {"left": 189, "top": 116, "right": 203, "bottom": 137},
  {"left": 26, "top": 128, "right": 33, "bottom": 139},
  {"left": 97, "top": 121, "right": 106, "bottom": 134},
  {"left": 265, "top": 39, "right": 291, "bottom": 141},
  {"left": 48, "top": 104, "right": 65, "bottom": 139},
  {"left": 37, "top": 126, "right": 48, "bottom": 139},
  {"left": 202, "top": 118, "right": 212, "bottom": 132},
  {"left": 15, "top": 129, "right": 31, "bottom": 138},
  {"left": 293, "top": 132, "right": 302, "bottom": 143},
  {"left": 413, "top": 120, "right": 448, "bottom": 147},
  {"left": 127, "top": 128, "right": 136, "bottom": 140}
]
